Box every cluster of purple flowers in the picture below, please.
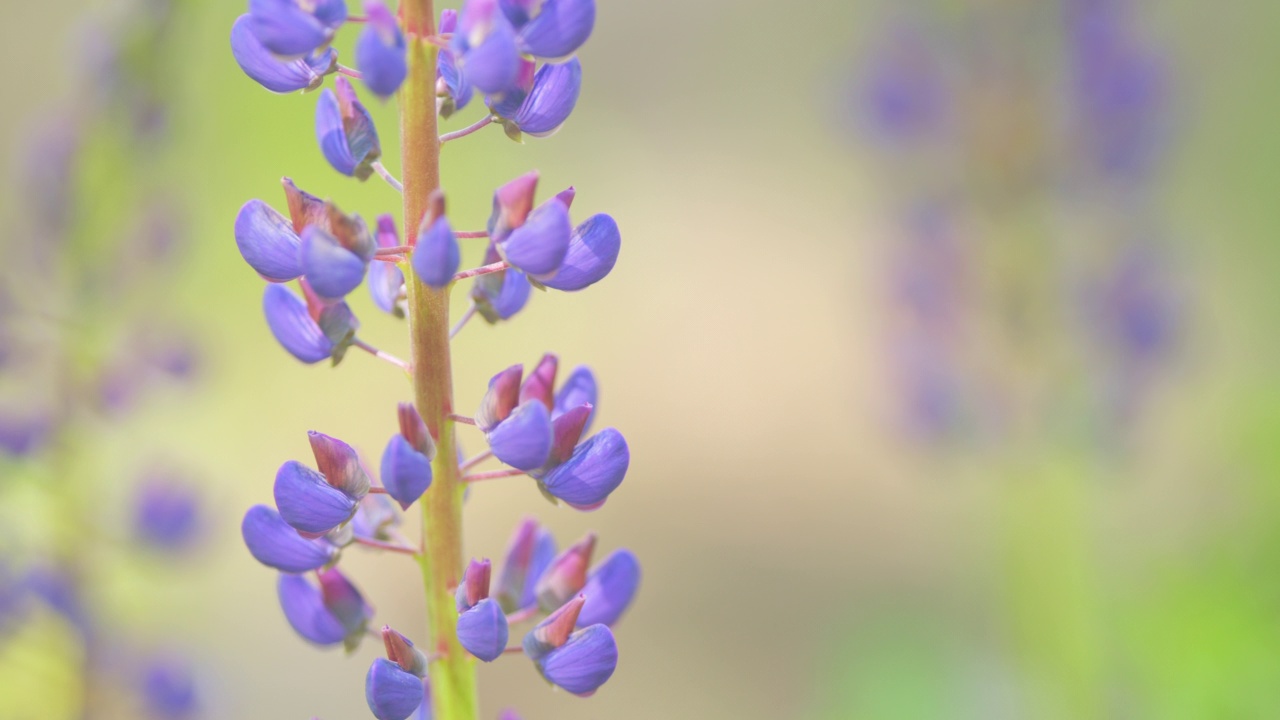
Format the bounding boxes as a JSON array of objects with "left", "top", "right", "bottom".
[
  {"left": 229, "top": 1, "right": 637, "bottom": 718},
  {"left": 853, "top": 0, "right": 1181, "bottom": 444},
  {"left": 0, "top": 0, "right": 206, "bottom": 716}
]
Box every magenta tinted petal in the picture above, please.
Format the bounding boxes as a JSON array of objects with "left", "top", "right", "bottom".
[
  {"left": 548, "top": 404, "right": 591, "bottom": 465},
  {"left": 366, "top": 658, "right": 424, "bottom": 720},
  {"left": 576, "top": 549, "right": 639, "bottom": 627},
  {"left": 241, "top": 504, "right": 337, "bottom": 572},
  {"left": 541, "top": 214, "right": 620, "bottom": 291},
  {"left": 368, "top": 215, "right": 406, "bottom": 315},
  {"left": 301, "top": 226, "right": 367, "bottom": 299},
  {"left": 273, "top": 460, "right": 358, "bottom": 536},
  {"left": 308, "top": 431, "right": 372, "bottom": 499},
  {"left": 519, "top": 353, "right": 558, "bottom": 409},
  {"left": 494, "top": 518, "right": 558, "bottom": 612},
  {"left": 380, "top": 434, "right": 433, "bottom": 510},
  {"left": 262, "top": 284, "right": 333, "bottom": 363},
  {"left": 356, "top": 2, "right": 407, "bottom": 97},
  {"left": 278, "top": 573, "right": 345, "bottom": 645},
  {"left": 536, "top": 624, "right": 617, "bottom": 697},
  {"left": 411, "top": 216, "right": 460, "bottom": 289},
  {"left": 486, "top": 401, "right": 553, "bottom": 471},
  {"left": 248, "top": 0, "right": 335, "bottom": 58},
  {"left": 498, "top": 200, "right": 570, "bottom": 277},
  {"left": 534, "top": 533, "right": 595, "bottom": 611},
  {"left": 513, "top": 58, "right": 581, "bottom": 136},
  {"left": 476, "top": 364, "right": 523, "bottom": 431},
  {"left": 552, "top": 365, "right": 598, "bottom": 431},
  {"left": 539, "top": 428, "right": 628, "bottom": 508},
  {"left": 319, "top": 567, "right": 374, "bottom": 645},
  {"left": 487, "top": 58, "right": 535, "bottom": 119},
  {"left": 516, "top": 0, "right": 595, "bottom": 60},
  {"left": 234, "top": 199, "right": 302, "bottom": 282},
  {"left": 457, "top": 598, "right": 509, "bottom": 662},
  {"left": 316, "top": 80, "right": 382, "bottom": 179},
  {"left": 231, "top": 15, "right": 330, "bottom": 94}
]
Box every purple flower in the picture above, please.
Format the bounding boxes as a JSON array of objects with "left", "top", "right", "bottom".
[
  {"left": 508, "top": 0, "right": 596, "bottom": 61},
  {"left": 494, "top": 518, "right": 558, "bottom": 612},
  {"left": 535, "top": 623, "right": 617, "bottom": 697},
  {"left": 497, "top": 198, "right": 571, "bottom": 278},
  {"left": 856, "top": 23, "right": 947, "bottom": 142},
  {"left": 411, "top": 216, "right": 460, "bottom": 289},
  {"left": 369, "top": 215, "right": 406, "bottom": 316},
  {"left": 356, "top": 1, "right": 407, "bottom": 97},
  {"left": 486, "top": 401, "right": 553, "bottom": 470},
  {"left": 318, "top": 567, "right": 375, "bottom": 647},
  {"left": 262, "top": 283, "right": 359, "bottom": 364},
  {"left": 519, "top": 353, "right": 558, "bottom": 409},
  {"left": 380, "top": 435, "right": 433, "bottom": 509},
  {"left": 247, "top": 0, "right": 346, "bottom": 58},
  {"left": 576, "top": 549, "right": 639, "bottom": 627},
  {"left": 277, "top": 572, "right": 346, "bottom": 645},
  {"left": 141, "top": 656, "right": 198, "bottom": 719},
  {"left": 382, "top": 625, "right": 429, "bottom": 677},
  {"left": 453, "top": 0, "right": 521, "bottom": 94},
  {"left": 534, "top": 533, "right": 595, "bottom": 611},
  {"left": 309, "top": 430, "right": 373, "bottom": 498},
  {"left": 533, "top": 427, "right": 629, "bottom": 510},
  {"left": 489, "top": 170, "right": 540, "bottom": 240},
  {"left": 500, "top": 58, "right": 582, "bottom": 137},
  {"left": 316, "top": 76, "right": 382, "bottom": 180},
  {"left": 234, "top": 199, "right": 302, "bottom": 282},
  {"left": 457, "top": 597, "right": 509, "bottom": 662},
  {"left": 547, "top": 403, "right": 591, "bottom": 466},
  {"left": 301, "top": 226, "right": 368, "bottom": 299},
  {"left": 230, "top": 15, "right": 336, "bottom": 94},
  {"left": 437, "top": 10, "right": 474, "bottom": 117},
  {"left": 283, "top": 176, "right": 330, "bottom": 233},
  {"left": 552, "top": 365, "right": 598, "bottom": 431},
  {"left": 366, "top": 658, "right": 425, "bottom": 720},
  {"left": 456, "top": 558, "right": 493, "bottom": 612},
  {"left": 522, "top": 594, "right": 584, "bottom": 660},
  {"left": 472, "top": 264, "right": 532, "bottom": 322},
  {"left": 0, "top": 413, "right": 53, "bottom": 457},
  {"left": 241, "top": 504, "right": 338, "bottom": 572},
  {"left": 351, "top": 493, "right": 402, "bottom": 541},
  {"left": 274, "top": 459, "right": 360, "bottom": 536},
  {"left": 540, "top": 214, "right": 621, "bottom": 291},
  {"left": 134, "top": 475, "right": 201, "bottom": 551}
]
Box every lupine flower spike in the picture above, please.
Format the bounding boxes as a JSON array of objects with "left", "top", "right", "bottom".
[{"left": 230, "top": 0, "right": 636, "bottom": 715}]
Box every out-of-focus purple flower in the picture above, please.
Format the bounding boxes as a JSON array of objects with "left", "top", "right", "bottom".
[
  {"left": 231, "top": 15, "right": 336, "bottom": 94},
  {"left": 134, "top": 475, "right": 201, "bottom": 551},
  {"left": 356, "top": 1, "right": 407, "bottom": 98},
  {"left": 497, "top": 58, "right": 581, "bottom": 137},
  {"left": 457, "top": 597, "right": 509, "bottom": 662},
  {"left": 1097, "top": 244, "right": 1179, "bottom": 362},
  {"left": 411, "top": 216, "right": 460, "bottom": 289},
  {"left": 508, "top": 0, "right": 596, "bottom": 61},
  {"left": 241, "top": 504, "right": 338, "bottom": 572},
  {"left": 248, "top": 0, "right": 346, "bottom": 58},
  {"left": 25, "top": 565, "right": 89, "bottom": 636},
  {"left": 437, "top": 10, "right": 473, "bottom": 117},
  {"left": 141, "top": 656, "right": 198, "bottom": 719},
  {"left": 498, "top": 710, "right": 521, "bottom": 720},
  {"left": 369, "top": 215, "right": 406, "bottom": 316},
  {"left": 235, "top": 199, "right": 302, "bottom": 281},
  {"left": 534, "top": 533, "right": 595, "bottom": 611},
  {"left": 351, "top": 493, "right": 402, "bottom": 541},
  {"left": 380, "top": 435, "right": 433, "bottom": 509},
  {"left": 856, "top": 23, "right": 946, "bottom": 142},
  {"left": 552, "top": 365, "right": 597, "bottom": 430},
  {"left": 541, "top": 213, "right": 621, "bottom": 291},
  {"left": 576, "top": 549, "right": 639, "bottom": 627},
  {"left": 316, "top": 76, "right": 382, "bottom": 180},
  {"left": 534, "top": 623, "right": 617, "bottom": 697},
  {"left": 301, "top": 226, "right": 368, "bottom": 298},
  {"left": 494, "top": 518, "right": 558, "bottom": 612},
  {"left": 366, "top": 657, "right": 425, "bottom": 720},
  {"left": 278, "top": 572, "right": 346, "bottom": 645},
  {"left": 0, "top": 413, "right": 53, "bottom": 457},
  {"left": 519, "top": 353, "right": 558, "bottom": 409},
  {"left": 532, "top": 427, "right": 629, "bottom": 510},
  {"left": 497, "top": 199, "right": 571, "bottom": 278},
  {"left": 453, "top": 0, "right": 521, "bottom": 94}
]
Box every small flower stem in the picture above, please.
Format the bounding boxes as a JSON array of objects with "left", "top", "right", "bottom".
[
  {"left": 505, "top": 605, "right": 539, "bottom": 624},
  {"left": 453, "top": 261, "right": 509, "bottom": 282},
  {"left": 448, "top": 414, "right": 476, "bottom": 426},
  {"left": 459, "top": 450, "right": 493, "bottom": 473},
  {"left": 376, "top": 245, "right": 413, "bottom": 256},
  {"left": 369, "top": 486, "right": 389, "bottom": 494},
  {"left": 439, "top": 115, "right": 494, "bottom": 144},
  {"left": 449, "top": 302, "right": 477, "bottom": 339},
  {"left": 456, "top": 230, "right": 489, "bottom": 239},
  {"left": 462, "top": 468, "right": 528, "bottom": 483},
  {"left": 337, "top": 64, "right": 364, "bottom": 79},
  {"left": 501, "top": 647, "right": 525, "bottom": 656},
  {"left": 372, "top": 161, "right": 405, "bottom": 193},
  {"left": 353, "top": 536, "right": 420, "bottom": 555},
  {"left": 353, "top": 339, "right": 410, "bottom": 371},
  {"left": 425, "top": 33, "right": 453, "bottom": 47}
]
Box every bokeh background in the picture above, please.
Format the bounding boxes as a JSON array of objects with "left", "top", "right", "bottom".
[{"left": 3, "top": 0, "right": 1280, "bottom": 718}]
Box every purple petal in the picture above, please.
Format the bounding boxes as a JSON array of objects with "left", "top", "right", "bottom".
[
  {"left": 548, "top": 404, "right": 591, "bottom": 466},
  {"left": 278, "top": 573, "right": 345, "bottom": 645},
  {"left": 476, "top": 364, "right": 524, "bottom": 431},
  {"left": 519, "top": 353, "right": 558, "bottom": 409},
  {"left": 472, "top": 268, "right": 532, "bottom": 321},
  {"left": 356, "top": 1, "right": 407, "bottom": 97},
  {"left": 318, "top": 567, "right": 374, "bottom": 645},
  {"left": 513, "top": 58, "right": 581, "bottom": 136},
  {"left": 457, "top": 598, "right": 510, "bottom": 662},
  {"left": 536, "top": 624, "right": 617, "bottom": 697},
  {"left": 498, "top": 199, "right": 570, "bottom": 278},
  {"left": 522, "top": 528, "right": 558, "bottom": 609},
  {"left": 541, "top": 214, "right": 620, "bottom": 291},
  {"left": 315, "top": 80, "right": 382, "bottom": 179},
  {"left": 241, "top": 504, "right": 338, "bottom": 573},
  {"left": 486, "top": 401, "right": 552, "bottom": 471},
  {"left": 456, "top": 1, "right": 521, "bottom": 94},
  {"left": 273, "top": 460, "right": 358, "bottom": 536},
  {"left": 552, "top": 365, "right": 597, "bottom": 431},
  {"left": 410, "top": 217, "right": 460, "bottom": 289},
  {"left": 231, "top": 15, "right": 333, "bottom": 94},
  {"left": 516, "top": 0, "right": 596, "bottom": 60},
  {"left": 234, "top": 199, "right": 302, "bottom": 282},
  {"left": 366, "top": 658, "right": 425, "bottom": 720},
  {"left": 494, "top": 518, "right": 557, "bottom": 612},
  {"left": 380, "top": 435, "right": 433, "bottom": 510},
  {"left": 487, "top": 58, "right": 535, "bottom": 119},
  {"left": 533, "top": 533, "right": 595, "bottom": 611},
  {"left": 351, "top": 493, "right": 402, "bottom": 541},
  {"left": 301, "top": 226, "right": 367, "bottom": 299},
  {"left": 576, "top": 549, "right": 639, "bottom": 627},
  {"left": 537, "top": 428, "right": 628, "bottom": 509},
  {"left": 262, "top": 284, "right": 333, "bottom": 364},
  {"left": 248, "top": 0, "right": 335, "bottom": 58},
  {"left": 369, "top": 215, "right": 406, "bottom": 315}
]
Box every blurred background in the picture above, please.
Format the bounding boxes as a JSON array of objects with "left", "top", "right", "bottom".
[{"left": 2, "top": 0, "right": 1279, "bottom": 718}]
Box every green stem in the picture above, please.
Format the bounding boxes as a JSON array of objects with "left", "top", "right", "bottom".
[{"left": 399, "top": 1, "right": 479, "bottom": 718}]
